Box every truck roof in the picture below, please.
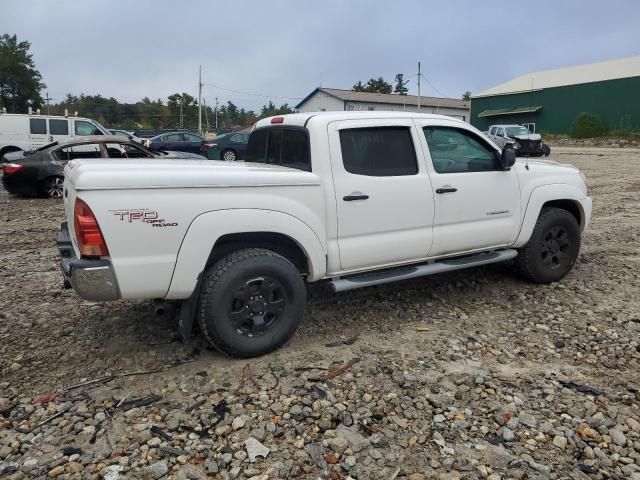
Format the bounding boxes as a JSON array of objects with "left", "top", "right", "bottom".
[{"left": 254, "top": 111, "right": 469, "bottom": 129}]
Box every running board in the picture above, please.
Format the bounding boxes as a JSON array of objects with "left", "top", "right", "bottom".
[{"left": 330, "top": 249, "right": 518, "bottom": 293}]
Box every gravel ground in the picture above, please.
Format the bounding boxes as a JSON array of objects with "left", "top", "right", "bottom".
[{"left": 1, "top": 146, "right": 639, "bottom": 479}]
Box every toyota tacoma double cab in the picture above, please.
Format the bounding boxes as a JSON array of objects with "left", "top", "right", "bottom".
[
  {"left": 487, "top": 124, "right": 551, "bottom": 157},
  {"left": 57, "top": 112, "right": 592, "bottom": 357}
]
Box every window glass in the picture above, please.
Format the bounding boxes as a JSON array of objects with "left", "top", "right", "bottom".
[
  {"left": 241, "top": 134, "right": 250, "bottom": 142},
  {"left": 75, "top": 120, "right": 102, "bottom": 136},
  {"left": 184, "top": 133, "right": 201, "bottom": 142},
  {"left": 267, "top": 129, "right": 283, "bottom": 164},
  {"left": 281, "top": 129, "right": 310, "bottom": 170},
  {"left": 54, "top": 143, "right": 102, "bottom": 160},
  {"left": 489, "top": 127, "right": 496, "bottom": 135},
  {"left": 165, "top": 133, "right": 184, "bottom": 142},
  {"left": 497, "top": 128, "right": 504, "bottom": 137},
  {"left": 246, "top": 128, "right": 310, "bottom": 171},
  {"left": 339, "top": 127, "right": 417, "bottom": 177},
  {"left": 30, "top": 118, "right": 47, "bottom": 134},
  {"left": 246, "top": 129, "right": 268, "bottom": 162},
  {"left": 230, "top": 134, "right": 241, "bottom": 142},
  {"left": 49, "top": 119, "right": 69, "bottom": 135},
  {"left": 105, "top": 143, "right": 152, "bottom": 158},
  {"left": 423, "top": 127, "right": 497, "bottom": 174}
]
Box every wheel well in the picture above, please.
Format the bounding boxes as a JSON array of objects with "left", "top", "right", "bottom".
[
  {"left": 543, "top": 199, "right": 582, "bottom": 227},
  {"left": 1, "top": 146, "right": 21, "bottom": 156},
  {"left": 207, "top": 232, "right": 309, "bottom": 275}
]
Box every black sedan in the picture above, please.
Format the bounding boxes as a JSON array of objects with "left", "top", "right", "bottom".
[
  {"left": 201, "top": 132, "right": 249, "bottom": 160},
  {"left": 2, "top": 135, "right": 204, "bottom": 198},
  {"left": 145, "top": 131, "right": 204, "bottom": 155}
]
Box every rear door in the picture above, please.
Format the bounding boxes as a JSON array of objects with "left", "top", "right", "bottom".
[
  {"left": 328, "top": 120, "right": 435, "bottom": 271},
  {"left": 183, "top": 133, "right": 203, "bottom": 153},
  {"left": 28, "top": 118, "right": 49, "bottom": 149},
  {"left": 48, "top": 118, "right": 70, "bottom": 143}
]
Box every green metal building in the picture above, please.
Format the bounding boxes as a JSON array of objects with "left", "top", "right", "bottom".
[{"left": 471, "top": 56, "right": 640, "bottom": 134}]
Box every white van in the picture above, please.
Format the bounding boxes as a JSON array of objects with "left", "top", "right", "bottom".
[{"left": 0, "top": 113, "right": 110, "bottom": 161}]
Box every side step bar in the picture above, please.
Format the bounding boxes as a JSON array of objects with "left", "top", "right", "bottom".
[{"left": 330, "top": 249, "right": 518, "bottom": 293}]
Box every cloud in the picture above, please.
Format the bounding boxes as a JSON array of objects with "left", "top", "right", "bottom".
[{"left": 1, "top": 0, "right": 638, "bottom": 108}]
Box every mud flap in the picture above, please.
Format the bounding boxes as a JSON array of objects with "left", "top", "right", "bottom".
[{"left": 178, "top": 272, "right": 203, "bottom": 344}]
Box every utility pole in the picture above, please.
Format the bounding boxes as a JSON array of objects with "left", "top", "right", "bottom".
[
  {"left": 44, "top": 92, "right": 52, "bottom": 114},
  {"left": 198, "top": 65, "right": 203, "bottom": 135},
  {"left": 215, "top": 97, "right": 219, "bottom": 132},
  {"left": 417, "top": 61, "right": 421, "bottom": 112},
  {"left": 179, "top": 100, "right": 184, "bottom": 129}
]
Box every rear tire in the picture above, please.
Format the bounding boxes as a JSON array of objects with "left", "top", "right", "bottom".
[
  {"left": 221, "top": 149, "right": 237, "bottom": 161},
  {"left": 41, "top": 176, "right": 64, "bottom": 199},
  {"left": 198, "top": 248, "right": 306, "bottom": 357},
  {"left": 515, "top": 207, "right": 580, "bottom": 283}
]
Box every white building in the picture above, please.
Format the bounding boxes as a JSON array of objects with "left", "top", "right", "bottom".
[{"left": 295, "top": 87, "right": 470, "bottom": 122}]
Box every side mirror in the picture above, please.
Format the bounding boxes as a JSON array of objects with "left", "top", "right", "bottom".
[{"left": 495, "top": 148, "right": 516, "bottom": 170}]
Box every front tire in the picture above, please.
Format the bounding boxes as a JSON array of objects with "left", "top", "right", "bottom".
[
  {"left": 198, "top": 248, "right": 306, "bottom": 357},
  {"left": 515, "top": 207, "right": 581, "bottom": 283},
  {"left": 541, "top": 144, "right": 551, "bottom": 157},
  {"left": 41, "top": 176, "right": 64, "bottom": 198}
]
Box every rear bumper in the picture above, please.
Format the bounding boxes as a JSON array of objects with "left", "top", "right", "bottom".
[{"left": 57, "top": 222, "right": 120, "bottom": 301}]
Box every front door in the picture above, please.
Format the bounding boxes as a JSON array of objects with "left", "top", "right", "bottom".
[
  {"left": 328, "top": 120, "right": 435, "bottom": 271},
  {"left": 417, "top": 123, "right": 521, "bottom": 256}
]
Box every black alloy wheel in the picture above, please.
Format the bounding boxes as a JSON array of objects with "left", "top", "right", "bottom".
[{"left": 228, "top": 276, "right": 287, "bottom": 337}]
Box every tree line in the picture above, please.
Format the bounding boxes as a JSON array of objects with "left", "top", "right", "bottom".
[{"left": 0, "top": 33, "right": 292, "bottom": 130}]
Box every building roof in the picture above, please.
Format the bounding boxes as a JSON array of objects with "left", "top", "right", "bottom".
[
  {"left": 296, "top": 87, "right": 469, "bottom": 110},
  {"left": 474, "top": 55, "right": 640, "bottom": 98}
]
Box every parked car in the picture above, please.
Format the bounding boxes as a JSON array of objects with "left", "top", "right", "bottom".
[
  {"left": 487, "top": 124, "right": 551, "bottom": 156},
  {"left": 108, "top": 129, "right": 143, "bottom": 144},
  {"left": 57, "top": 112, "right": 591, "bottom": 358},
  {"left": 0, "top": 112, "right": 110, "bottom": 162},
  {"left": 2, "top": 135, "right": 204, "bottom": 198},
  {"left": 145, "top": 132, "right": 204, "bottom": 154},
  {"left": 201, "top": 132, "right": 249, "bottom": 160}
]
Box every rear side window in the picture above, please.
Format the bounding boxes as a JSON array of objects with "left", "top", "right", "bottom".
[
  {"left": 49, "top": 119, "right": 69, "bottom": 135},
  {"left": 339, "top": 127, "right": 417, "bottom": 176},
  {"left": 246, "top": 128, "right": 310, "bottom": 171},
  {"left": 30, "top": 118, "right": 47, "bottom": 134}
]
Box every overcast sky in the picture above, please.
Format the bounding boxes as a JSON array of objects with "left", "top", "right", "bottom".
[{"left": 1, "top": 0, "right": 638, "bottom": 111}]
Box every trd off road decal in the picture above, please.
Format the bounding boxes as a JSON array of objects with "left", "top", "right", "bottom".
[{"left": 111, "top": 209, "right": 178, "bottom": 228}]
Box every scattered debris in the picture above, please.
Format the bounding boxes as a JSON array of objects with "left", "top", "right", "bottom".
[
  {"left": 559, "top": 380, "right": 604, "bottom": 397},
  {"left": 150, "top": 425, "right": 172, "bottom": 441},
  {"left": 119, "top": 394, "right": 162, "bottom": 411},
  {"left": 325, "top": 336, "right": 358, "bottom": 347},
  {"left": 245, "top": 437, "right": 270, "bottom": 462}
]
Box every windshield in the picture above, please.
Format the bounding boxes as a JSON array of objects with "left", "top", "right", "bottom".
[
  {"left": 506, "top": 126, "right": 530, "bottom": 137},
  {"left": 92, "top": 120, "right": 110, "bottom": 134}
]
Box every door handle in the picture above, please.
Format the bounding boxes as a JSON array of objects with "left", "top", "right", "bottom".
[
  {"left": 436, "top": 187, "right": 457, "bottom": 194},
  {"left": 343, "top": 194, "right": 369, "bottom": 201}
]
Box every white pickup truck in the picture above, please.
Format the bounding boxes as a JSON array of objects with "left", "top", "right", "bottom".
[{"left": 57, "top": 112, "right": 592, "bottom": 357}]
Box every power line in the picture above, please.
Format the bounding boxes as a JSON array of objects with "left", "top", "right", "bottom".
[{"left": 201, "top": 82, "right": 302, "bottom": 101}]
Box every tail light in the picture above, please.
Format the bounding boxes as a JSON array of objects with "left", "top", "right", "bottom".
[
  {"left": 271, "top": 117, "right": 284, "bottom": 124},
  {"left": 201, "top": 141, "right": 218, "bottom": 150},
  {"left": 3, "top": 163, "right": 24, "bottom": 175},
  {"left": 74, "top": 198, "right": 109, "bottom": 257}
]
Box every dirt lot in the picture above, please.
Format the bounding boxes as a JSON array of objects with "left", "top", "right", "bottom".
[{"left": 1, "top": 146, "right": 639, "bottom": 480}]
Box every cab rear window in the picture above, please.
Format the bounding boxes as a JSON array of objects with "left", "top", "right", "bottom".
[{"left": 246, "top": 127, "right": 310, "bottom": 171}]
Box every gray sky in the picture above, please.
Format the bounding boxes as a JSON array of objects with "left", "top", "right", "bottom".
[{"left": 1, "top": 0, "right": 639, "bottom": 111}]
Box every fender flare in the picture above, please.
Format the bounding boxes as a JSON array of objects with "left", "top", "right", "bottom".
[
  {"left": 166, "top": 209, "right": 327, "bottom": 299},
  {"left": 513, "top": 184, "right": 589, "bottom": 248}
]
